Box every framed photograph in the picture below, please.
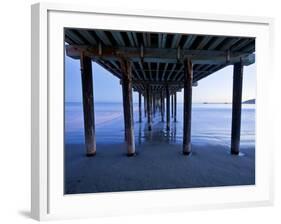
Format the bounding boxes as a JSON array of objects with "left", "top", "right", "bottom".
[{"left": 31, "top": 2, "right": 274, "bottom": 221}]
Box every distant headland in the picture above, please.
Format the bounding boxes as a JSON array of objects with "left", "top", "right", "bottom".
[{"left": 243, "top": 99, "right": 255, "bottom": 104}]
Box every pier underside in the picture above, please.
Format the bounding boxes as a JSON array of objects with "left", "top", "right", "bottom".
[{"left": 65, "top": 29, "right": 255, "bottom": 156}]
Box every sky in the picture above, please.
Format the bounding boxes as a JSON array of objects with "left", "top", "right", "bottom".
[{"left": 65, "top": 55, "right": 256, "bottom": 104}]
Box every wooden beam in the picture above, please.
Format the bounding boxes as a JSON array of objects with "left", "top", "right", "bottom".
[
  {"left": 132, "top": 32, "right": 139, "bottom": 47},
  {"left": 147, "top": 62, "right": 153, "bottom": 80},
  {"left": 139, "top": 61, "right": 148, "bottom": 81},
  {"left": 161, "top": 63, "right": 169, "bottom": 81},
  {"left": 171, "top": 34, "right": 182, "bottom": 48},
  {"left": 167, "top": 64, "right": 177, "bottom": 80},
  {"left": 162, "top": 34, "right": 167, "bottom": 48},
  {"left": 79, "top": 30, "right": 97, "bottom": 45},
  {"left": 158, "top": 34, "right": 162, "bottom": 48},
  {"left": 95, "top": 30, "right": 112, "bottom": 46},
  {"left": 127, "top": 32, "right": 136, "bottom": 47},
  {"left": 208, "top": 37, "right": 226, "bottom": 50},
  {"left": 220, "top": 38, "right": 241, "bottom": 51},
  {"left": 183, "top": 58, "right": 193, "bottom": 155},
  {"left": 183, "top": 35, "right": 196, "bottom": 49},
  {"left": 80, "top": 53, "right": 96, "bottom": 156},
  {"left": 112, "top": 32, "right": 126, "bottom": 46},
  {"left": 196, "top": 36, "right": 212, "bottom": 50},
  {"left": 120, "top": 58, "right": 136, "bottom": 156},
  {"left": 66, "top": 45, "right": 255, "bottom": 65},
  {"left": 65, "top": 30, "right": 84, "bottom": 45},
  {"left": 156, "top": 62, "right": 160, "bottom": 81},
  {"left": 231, "top": 60, "right": 243, "bottom": 155}
]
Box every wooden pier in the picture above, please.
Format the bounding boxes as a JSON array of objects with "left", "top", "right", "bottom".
[{"left": 65, "top": 29, "right": 255, "bottom": 156}]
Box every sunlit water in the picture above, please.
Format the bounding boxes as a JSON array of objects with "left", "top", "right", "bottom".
[{"left": 65, "top": 102, "right": 255, "bottom": 149}]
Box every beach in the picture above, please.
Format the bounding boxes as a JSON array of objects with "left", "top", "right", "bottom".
[{"left": 64, "top": 102, "right": 255, "bottom": 194}]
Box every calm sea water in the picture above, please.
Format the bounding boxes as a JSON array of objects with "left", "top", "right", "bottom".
[{"left": 65, "top": 102, "right": 255, "bottom": 148}]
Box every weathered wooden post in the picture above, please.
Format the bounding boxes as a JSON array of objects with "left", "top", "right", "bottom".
[
  {"left": 144, "top": 94, "right": 147, "bottom": 117},
  {"left": 171, "top": 93, "right": 174, "bottom": 118},
  {"left": 161, "top": 90, "right": 164, "bottom": 122},
  {"left": 139, "top": 92, "right": 142, "bottom": 123},
  {"left": 231, "top": 60, "right": 243, "bottom": 155},
  {"left": 80, "top": 52, "right": 96, "bottom": 156},
  {"left": 174, "top": 93, "right": 177, "bottom": 122},
  {"left": 146, "top": 85, "right": 152, "bottom": 131},
  {"left": 166, "top": 85, "right": 170, "bottom": 131},
  {"left": 120, "top": 58, "right": 136, "bottom": 156},
  {"left": 183, "top": 58, "right": 193, "bottom": 155},
  {"left": 153, "top": 94, "right": 156, "bottom": 117}
]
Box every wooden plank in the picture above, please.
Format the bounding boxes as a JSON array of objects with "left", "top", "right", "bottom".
[
  {"left": 142, "top": 33, "right": 148, "bottom": 47},
  {"left": 183, "top": 35, "right": 196, "bottom": 49},
  {"left": 231, "top": 60, "right": 243, "bottom": 155},
  {"left": 162, "top": 34, "right": 167, "bottom": 48},
  {"left": 120, "top": 58, "right": 136, "bottom": 156},
  {"left": 80, "top": 53, "right": 96, "bottom": 156},
  {"left": 167, "top": 64, "right": 177, "bottom": 80},
  {"left": 147, "top": 62, "right": 153, "bottom": 80},
  {"left": 131, "top": 62, "right": 142, "bottom": 80},
  {"left": 220, "top": 38, "right": 241, "bottom": 50},
  {"left": 171, "top": 34, "right": 182, "bottom": 48},
  {"left": 156, "top": 62, "right": 160, "bottom": 81},
  {"left": 162, "top": 63, "right": 169, "bottom": 81},
  {"left": 158, "top": 34, "right": 162, "bottom": 48},
  {"left": 173, "top": 65, "right": 184, "bottom": 81},
  {"left": 111, "top": 32, "right": 126, "bottom": 46},
  {"left": 196, "top": 36, "right": 212, "bottom": 50},
  {"left": 132, "top": 32, "right": 139, "bottom": 47},
  {"left": 95, "top": 30, "right": 112, "bottom": 46},
  {"left": 65, "top": 29, "right": 84, "bottom": 45},
  {"left": 127, "top": 32, "right": 136, "bottom": 47},
  {"left": 183, "top": 58, "right": 193, "bottom": 155},
  {"left": 147, "top": 33, "right": 151, "bottom": 47},
  {"left": 231, "top": 38, "right": 253, "bottom": 51},
  {"left": 79, "top": 30, "right": 97, "bottom": 45},
  {"left": 208, "top": 36, "right": 226, "bottom": 50},
  {"left": 139, "top": 61, "right": 148, "bottom": 81}
]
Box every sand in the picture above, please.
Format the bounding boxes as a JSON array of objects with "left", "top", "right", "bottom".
[{"left": 65, "top": 113, "right": 255, "bottom": 194}]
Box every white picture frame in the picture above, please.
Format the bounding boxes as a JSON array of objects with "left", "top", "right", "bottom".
[{"left": 31, "top": 2, "right": 275, "bottom": 221}]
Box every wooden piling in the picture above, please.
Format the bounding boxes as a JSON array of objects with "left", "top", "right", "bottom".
[
  {"left": 153, "top": 94, "right": 156, "bottom": 117},
  {"left": 183, "top": 58, "right": 193, "bottom": 155},
  {"left": 174, "top": 93, "right": 177, "bottom": 122},
  {"left": 139, "top": 92, "right": 142, "bottom": 123},
  {"left": 144, "top": 95, "right": 147, "bottom": 117},
  {"left": 147, "top": 86, "right": 152, "bottom": 131},
  {"left": 120, "top": 58, "right": 136, "bottom": 156},
  {"left": 166, "top": 85, "right": 170, "bottom": 131},
  {"left": 161, "top": 91, "right": 164, "bottom": 122},
  {"left": 231, "top": 60, "right": 243, "bottom": 155},
  {"left": 171, "top": 93, "right": 174, "bottom": 118},
  {"left": 80, "top": 53, "right": 96, "bottom": 156}
]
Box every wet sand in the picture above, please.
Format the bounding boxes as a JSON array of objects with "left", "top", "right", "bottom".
[{"left": 65, "top": 111, "right": 255, "bottom": 194}]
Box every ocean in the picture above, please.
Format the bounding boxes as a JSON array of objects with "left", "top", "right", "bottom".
[{"left": 65, "top": 102, "right": 255, "bottom": 149}]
